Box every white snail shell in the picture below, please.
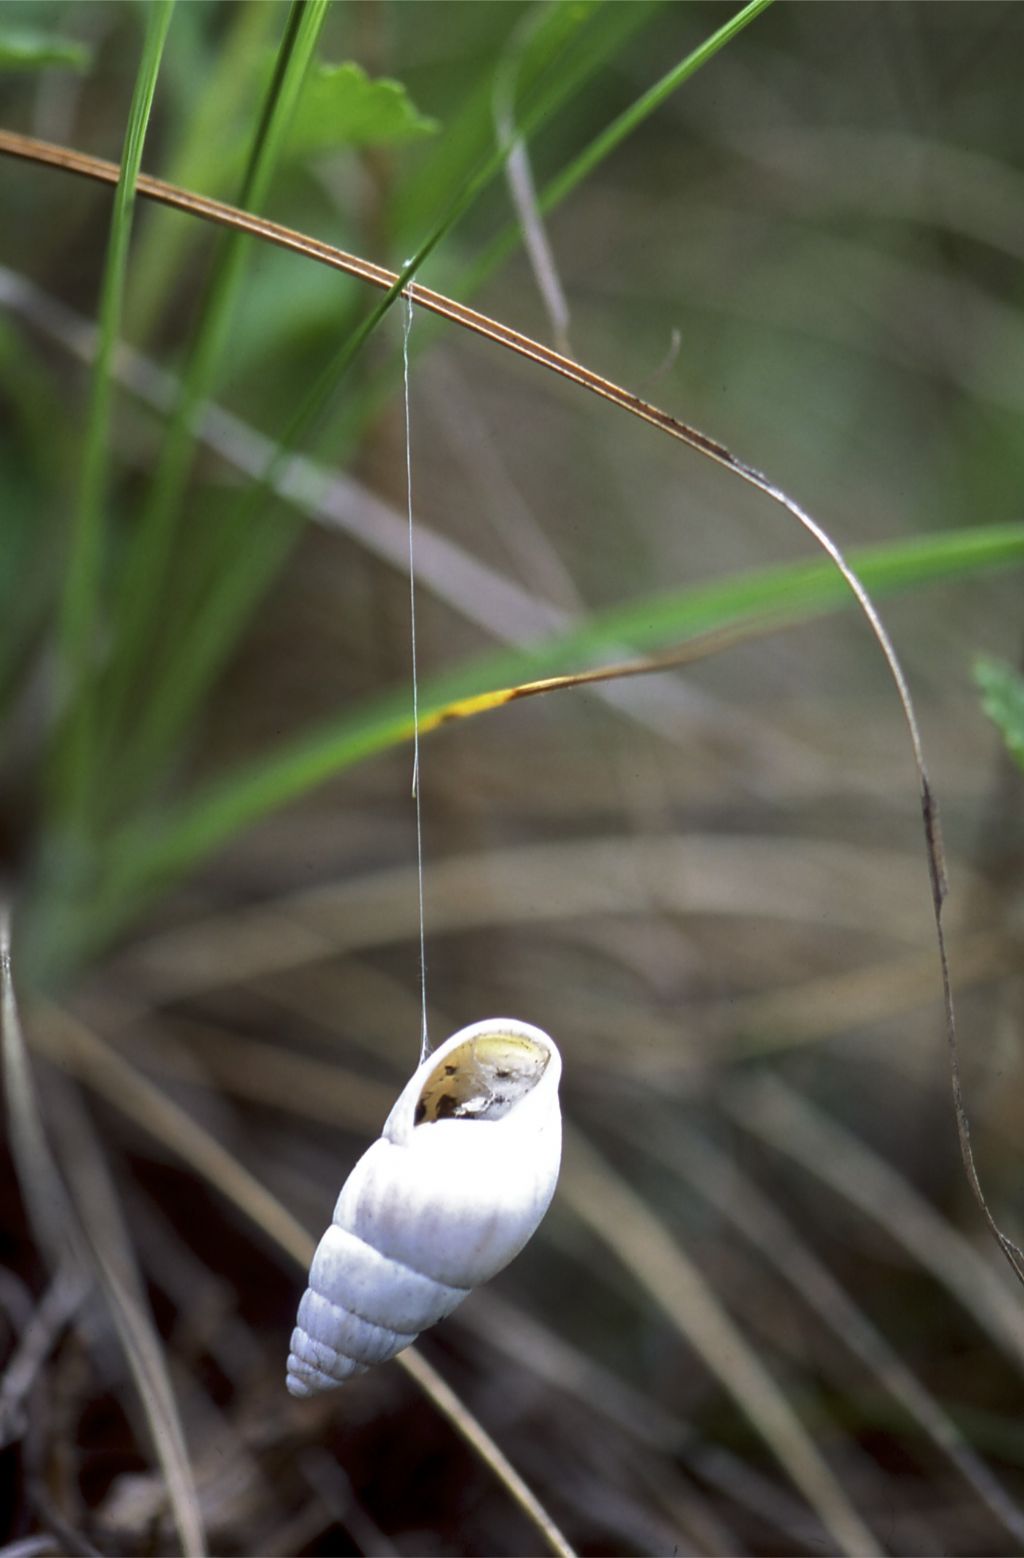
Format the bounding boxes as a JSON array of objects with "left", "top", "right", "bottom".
[{"left": 286, "top": 1017, "right": 562, "bottom": 1397}]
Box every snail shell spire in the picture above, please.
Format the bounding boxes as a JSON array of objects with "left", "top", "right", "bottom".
[{"left": 287, "top": 1018, "right": 562, "bottom": 1396}]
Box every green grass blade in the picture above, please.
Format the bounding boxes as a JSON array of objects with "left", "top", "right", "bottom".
[
  {"left": 533, "top": 0, "right": 774, "bottom": 222},
  {"left": 0, "top": 25, "right": 91, "bottom": 72},
  {"left": 458, "top": 0, "right": 775, "bottom": 305},
  {"left": 975, "top": 657, "right": 1024, "bottom": 772},
  {"left": 105, "top": 1, "right": 651, "bottom": 809},
  {"left": 95, "top": 521, "right": 1024, "bottom": 937},
  {"left": 127, "top": 1, "right": 281, "bottom": 341},
  {"left": 310, "top": 0, "right": 774, "bottom": 529},
  {"left": 392, "top": 0, "right": 658, "bottom": 242},
  {"left": 101, "top": 0, "right": 330, "bottom": 751},
  {"left": 50, "top": 0, "right": 175, "bottom": 835}
]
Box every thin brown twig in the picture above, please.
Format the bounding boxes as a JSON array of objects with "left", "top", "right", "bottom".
[
  {"left": 1, "top": 128, "right": 1019, "bottom": 1288},
  {"left": 0, "top": 128, "right": 734, "bottom": 461}
]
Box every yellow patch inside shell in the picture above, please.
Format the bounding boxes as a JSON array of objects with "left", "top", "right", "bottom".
[{"left": 415, "top": 1033, "right": 549, "bottom": 1125}]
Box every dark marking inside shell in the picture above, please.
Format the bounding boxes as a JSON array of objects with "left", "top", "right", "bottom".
[{"left": 415, "top": 1032, "right": 549, "bottom": 1126}]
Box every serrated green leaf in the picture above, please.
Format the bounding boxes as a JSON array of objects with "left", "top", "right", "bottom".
[
  {"left": 975, "top": 658, "right": 1024, "bottom": 772},
  {"left": 288, "top": 61, "right": 438, "bottom": 155},
  {"left": 0, "top": 27, "right": 91, "bottom": 72}
]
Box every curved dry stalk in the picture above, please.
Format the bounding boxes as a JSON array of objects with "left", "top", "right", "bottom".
[
  {"left": 396, "top": 1347, "right": 574, "bottom": 1558},
  {"left": 0, "top": 128, "right": 1017, "bottom": 1288},
  {"left": 460, "top": 1291, "right": 824, "bottom": 1552},
  {"left": 112, "top": 834, "right": 983, "bottom": 1008},
  {"left": 724, "top": 1074, "right": 1024, "bottom": 1369},
  {"left": 627, "top": 1114, "right": 1024, "bottom": 1544},
  {"left": 561, "top": 1127, "right": 881, "bottom": 1557},
  {"left": 493, "top": 8, "right": 572, "bottom": 355},
  {"left": 31, "top": 1002, "right": 575, "bottom": 1558},
  {"left": 0, "top": 128, "right": 746, "bottom": 461},
  {"left": 0, "top": 910, "right": 82, "bottom": 1276},
  {"left": 2, "top": 918, "right": 206, "bottom": 1557},
  {"left": 136, "top": 1018, "right": 395, "bottom": 1129},
  {"left": 0, "top": 260, "right": 806, "bottom": 779},
  {"left": 727, "top": 934, "right": 1014, "bottom": 1055},
  {"left": 0, "top": 1274, "right": 86, "bottom": 1448}
]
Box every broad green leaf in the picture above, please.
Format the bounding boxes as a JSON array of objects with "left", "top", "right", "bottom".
[
  {"left": 288, "top": 61, "right": 438, "bottom": 155},
  {"left": 975, "top": 658, "right": 1024, "bottom": 772},
  {"left": 0, "top": 27, "right": 90, "bottom": 72}
]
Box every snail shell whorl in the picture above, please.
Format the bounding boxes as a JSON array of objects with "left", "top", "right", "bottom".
[{"left": 287, "top": 1018, "right": 562, "bottom": 1397}]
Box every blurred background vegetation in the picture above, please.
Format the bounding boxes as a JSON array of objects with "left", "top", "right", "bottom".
[{"left": 1, "top": 1, "right": 1024, "bottom": 1553}]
